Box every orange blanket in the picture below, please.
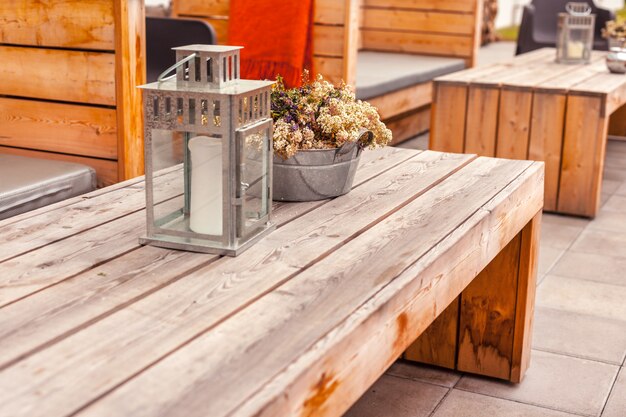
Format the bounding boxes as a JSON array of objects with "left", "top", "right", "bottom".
[{"left": 228, "top": 0, "right": 314, "bottom": 88}]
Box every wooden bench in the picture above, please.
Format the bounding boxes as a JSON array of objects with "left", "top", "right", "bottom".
[
  {"left": 172, "top": 0, "right": 484, "bottom": 143},
  {"left": 0, "top": 148, "right": 544, "bottom": 417},
  {"left": 0, "top": 0, "right": 145, "bottom": 187},
  {"left": 430, "top": 48, "right": 626, "bottom": 218}
]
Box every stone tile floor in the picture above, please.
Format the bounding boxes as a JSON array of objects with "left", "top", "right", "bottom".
[{"left": 343, "top": 139, "right": 626, "bottom": 417}]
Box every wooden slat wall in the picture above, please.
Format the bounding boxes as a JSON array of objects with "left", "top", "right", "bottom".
[
  {"left": 360, "top": 0, "right": 483, "bottom": 66},
  {"left": 0, "top": 0, "right": 145, "bottom": 187},
  {"left": 172, "top": 0, "right": 357, "bottom": 85}
]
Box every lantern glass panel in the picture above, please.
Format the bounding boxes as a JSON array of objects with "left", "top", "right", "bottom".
[
  {"left": 148, "top": 128, "right": 225, "bottom": 245},
  {"left": 236, "top": 119, "right": 272, "bottom": 238}
]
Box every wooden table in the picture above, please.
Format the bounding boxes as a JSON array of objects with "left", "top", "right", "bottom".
[
  {"left": 0, "top": 148, "right": 543, "bottom": 417},
  {"left": 430, "top": 48, "right": 626, "bottom": 218}
]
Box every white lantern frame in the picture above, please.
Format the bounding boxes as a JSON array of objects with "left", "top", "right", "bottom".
[{"left": 139, "top": 45, "right": 275, "bottom": 256}]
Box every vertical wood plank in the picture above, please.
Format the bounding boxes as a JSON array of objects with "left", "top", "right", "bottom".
[
  {"left": 609, "top": 103, "right": 626, "bottom": 137},
  {"left": 496, "top": 89, "right": 533, "bottom": 159},
  {"left": 342, "top": 0, "right": 360, "bottom": 86},
  {"left": 429, "top": 83, "right": 468, "bottom": 153},
  {"left": 529, "top": 93, "right": 566, "bottom": 211},
  {"left": 405, "top": 298, "right": 459, "bottom": 369},
  {"left": 464, "top": 86, "right": 499, "bottom": 156},
  {"left": 510, "top": 211, "right": 541, "bottom": 383},
  {"left": 470, "top": 0, "right": 484, "bottom": 67},
  {"left": 456, "top": 234, "right": 522, "bottom": 380},
  {"left": 114, "top": 0, "right": 146, "bottom": 181},
  {"left": 558, "top": 95, "right": 608, "bottom": 217}
]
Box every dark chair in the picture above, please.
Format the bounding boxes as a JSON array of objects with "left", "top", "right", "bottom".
[
  {"left": 146, "top": 17, "right": 217, "bottom": 83},
  {"left": 516, "top": 0, "right": 615, "bottom": 55}
]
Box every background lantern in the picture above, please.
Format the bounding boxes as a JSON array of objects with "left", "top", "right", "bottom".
[
  {"left": 556, "top": 2, "right": 596, "bottom": 64},
  {"left": 139, "top": 44, "right": 275, "bottom": 256}
]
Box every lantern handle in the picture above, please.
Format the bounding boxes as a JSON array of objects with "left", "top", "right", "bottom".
[
  {"left": 157, "top": 53, "right": 197, "bottom": 83},
  {"left": 565, "top": 2, "right": 592, "bottom": 16}
]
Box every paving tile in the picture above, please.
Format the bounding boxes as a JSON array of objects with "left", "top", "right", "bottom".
[
  {"left": 602, "top": 194, "right": 626, "bottom": 212},
  {"left": 386, "top": 361, "right": 461, "bottom": 388},
  {"left": 550, "top": 252, "right": 626, "bottom": 287},
  {"left": 539, "top": 221, "right": 585, "bottom": 250},
  {"left": 603, "top": 168, "right": 626, "bottom": 182},
  {"left": 602, "top": 179, "right": 622, "bottom": 195},
  {"left": 343, "top": 374, "right": 447, "bottom": 417},
  {"left": 432, "top": 389, "right": 580, "bottom": 417},
  {"left": 533, "top": 306, "right": 626, "bottom": 365},
  {"left": 588, "top": 211, "right": 626, "bottom": 233},
  {"left": 537, "top": 275, "right": 626, "bottom": 321},
  {"left": 602, "top": 368, "right": 626, "bottom": 417},
  {"left": 570, "top": 229, "right": 626, "bottom": 258},
  {"left": 615, "top": 181, "right": 626, "bottom": 196},
  {"left": 537, "top": 246, "right": 565, "bottom": 279},
  {"left": 456, "top": 350, "right": 619, "bottom": 416}
]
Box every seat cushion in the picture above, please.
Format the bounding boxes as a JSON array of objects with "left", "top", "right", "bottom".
[
  {"left": 356, "top": 51, "right": 466, "bottom": 100},
  {"left": 0, "top": 154, "right": 96, "bottom": 220}
]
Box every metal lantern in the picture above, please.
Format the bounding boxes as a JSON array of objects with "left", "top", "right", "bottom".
[
  {"left": 139, "top": 44, "right": 275, "bottom": 256},
  {"left": 557, "top": 2, "right": 596, "bottom": 64}
]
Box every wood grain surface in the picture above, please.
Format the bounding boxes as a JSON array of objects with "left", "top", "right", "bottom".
[{"left": 0, "top": 148, "right": 543, "bottom": 417}]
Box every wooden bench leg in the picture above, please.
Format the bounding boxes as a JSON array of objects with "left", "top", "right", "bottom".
[{"left": 405, "top": 211, "right": 541, "bottom": 383}]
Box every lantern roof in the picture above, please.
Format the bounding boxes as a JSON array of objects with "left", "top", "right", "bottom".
[
  {"left": 172, "top": 45, "right": 243, "bottom": 54},
  {"left": 139, "top": 78, "right": 275, "bottom": 95}
]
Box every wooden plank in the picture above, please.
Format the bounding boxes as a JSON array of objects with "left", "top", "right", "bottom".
[
  {"left": 464, "top": 86, "right": 499, "bottom": 156},
  {"left": 314, "top": 25, "right": 345, "bottom": 58},
  {"left": 362, "top": 9, "right": 476, "bottom": 35},
  {"left": 558, "top": 95, "right": 609, "bottom": 217},
  {"left": 361, "top": 30, "right": 473, "bottom": 58},
  {"left": 71, "top": 159, "right": 542, "bottom": 417},
  {"left": 528, "top": 93, "right": 566, "bottom": 211},
  {"left": 0, "top": 98, "right": 117, "bottom": 159},
  {"left": 174, "top": 0, "right": 346, "bottom": 25},
  {"left": 430, "top": 84, "right": 467, "bottom": 153},
  {"left": 609, "top": 104, "right": 626, "bottom": 137},
  {"left": 0, "top": 146, "right": 117, "bottom": 188},
  {"left": 387, "top": 107, "right": 431, "bottom": 145},
  {"left": 0, "top": 151, "right": 479, "bottom": 417},
  {"left": 0, "top": 46, "right": 115, "bottom": 106},
  {"left": 0, "top": 148, "right": 414, "bottom": 297},
  {"left": 405, "top": 298, "right": 459, "bottom": 369},
  {"left": 495, "top": 89, "right": 533, "bottom": 160},
  {"left": 342, "top": 0, "right": 361, "bottom": 86},
  {"left": 6, "top": 160, "right": 438, "bottom": 367},
  {"left": 510, "top": 211, "right": 541, "bottom": 383},
  {"left": 0, "top": 0, "right": 115, "bottom": 50},
  {"left": 313, "top": 56, "right": 345, "bottom": 85},
  {"left": 368, "top": 82, "right": 432, "bottom": 120},
  {"left": 362, "top": 0, "right": 476, "bottom": 12},
  {"left": 314, "top": 0, "right": 347, "bottom": 25},
  {"left": 457, "top": 233, "right": 522, "bottom": 380},
  {"left": 114, "top": 0, "right": 146, "bottom": 180},
  {"left": 173, "top": 0, "right": 230, "bottom": 17}
]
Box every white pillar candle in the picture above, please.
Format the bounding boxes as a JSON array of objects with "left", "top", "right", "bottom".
[
  {"left": 568, "top": 41, "right": 585, "bottom": 59},
  {"left": 188, "top": 136, "right": 223, "bottom": 235}
]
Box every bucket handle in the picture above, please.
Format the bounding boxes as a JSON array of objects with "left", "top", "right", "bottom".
[{"left": 334, "top": 129, "right": 374, "bottom": 161}]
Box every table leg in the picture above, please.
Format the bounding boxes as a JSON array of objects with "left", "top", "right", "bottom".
[
  {"left": 558, "top": 95, "right": 609, "bottom": 217},
  {"left": 405, "top": 211, "right": 541, "bottom": 383}
]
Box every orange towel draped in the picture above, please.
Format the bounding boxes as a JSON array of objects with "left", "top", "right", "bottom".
[{"left": 228, "top": 0, "right": 314, "bottom": 88}]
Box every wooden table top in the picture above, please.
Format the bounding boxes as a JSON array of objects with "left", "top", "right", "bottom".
[
  {"left": 0, "top": 148, "right": 544, "bottom": 417},
  {"left": 437, "top": 48, "right": 626, "bottom": 112}
]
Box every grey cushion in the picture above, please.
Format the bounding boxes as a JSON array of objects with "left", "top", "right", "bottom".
[
  {"left": 356, "top": 51, "right": 466, "bottom": 100},
  {"left": 0, "top": 154, "right": 96, "bottom": 220}
]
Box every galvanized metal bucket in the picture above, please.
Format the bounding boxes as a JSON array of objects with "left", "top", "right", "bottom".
[{"left": 272, "top": 130, "right": 373, "bottom": 202}]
